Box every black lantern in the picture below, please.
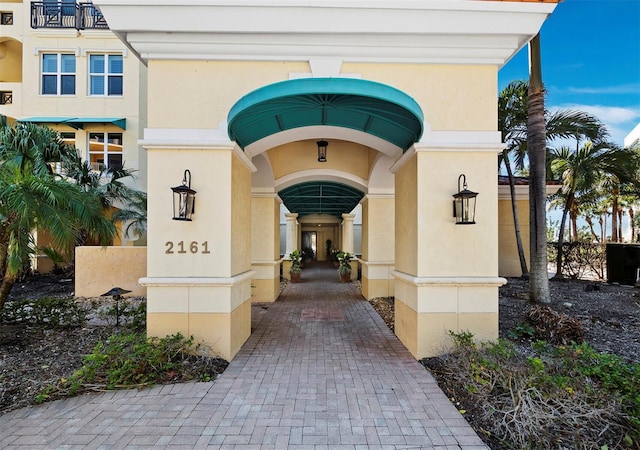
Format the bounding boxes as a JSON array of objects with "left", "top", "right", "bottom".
[
  {"left": 171, "top": 169, "right": 196, "bottom": 221},
  {"left": 317, "top": 140, "right": 328, "bottom": 162},
  {"left": 452, "top": 174, "right": 478, "bottom": 225}
]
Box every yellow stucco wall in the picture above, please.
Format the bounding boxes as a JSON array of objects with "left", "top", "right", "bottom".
[
  {"left": 0, "top": 39, "right": 22, "bottom": 82},
  {"left": 499, "top": 198, "right": 531, "bottom": 277},
  {"left": 146, "top": 61, "right": 495, "bottom": 135},
  {"left": 147, "top": 301, "right": 250, "bottom": 361},
  {"left": 343, "top": 64, "right": 497, "bottom": 131},
  {"left": 415, "top": 151, "right": 499, "bottom": 277},
  {"left": 268, "top": 140, "right": 370, "bottom": 182},
  {"left": 147, "top": 148, "right": 233, "bottom": 278},
  {"left": 395, "top": 157, "right": 418, "bottom": 274},
  {"left": 363, "top": 197, "right": 395, "bottom": 261},
  {"left": 19, "top": 37, "right": 146, "bottom": 180},
  {"left": 231, "top": 152, "right": 252, "bottom": 276},
  {"left": 250, "top": 195, "right": 281, "bottom": 302},
  {"left": 75, "top": 246, "right": 147, "bottom": 297},
  {"left": 147, "top": 60, "right": 308, "bottom": 129}
]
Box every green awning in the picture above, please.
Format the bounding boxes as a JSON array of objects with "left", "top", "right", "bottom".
[
  {"left": 228, "top": 78, "right": 423, "bottom": 151},
  {"left": 279, "top": 181, "right": 364, "bottom": 218},
  {"left": 19, "top": 117, "right": 126, "bottom": 130}
]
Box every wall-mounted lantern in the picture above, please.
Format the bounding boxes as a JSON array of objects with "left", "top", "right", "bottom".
[
  {"left": 317, "top": 140, "right": 328, "bottom": 162},
  {"left": 171, "top": 169, "right": 196, "bottom": 221},
  {"left": 452, "top": 174, "right": 478, "bottom": 225}
]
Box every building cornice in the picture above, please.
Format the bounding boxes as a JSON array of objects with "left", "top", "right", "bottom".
[{"left": 94, "top": 1, "right": 557, "bottom": 66}]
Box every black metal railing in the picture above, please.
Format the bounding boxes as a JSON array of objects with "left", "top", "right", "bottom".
[
  {"left": 1, "top": 12, "right": 14, "bottom": 25},
  {"left": 78, "top": 2, "right": 108, "bottom": 29},
  {"left": 0, "top": 92, "right": 12, "bottom": 105},
  {"left": 31, "top": 2, "right": 108, "bottom": 30}
]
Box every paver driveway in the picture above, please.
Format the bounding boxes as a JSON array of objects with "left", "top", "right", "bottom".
[{"left": 0, "top": 262, "right": 487, "bottom": 449}]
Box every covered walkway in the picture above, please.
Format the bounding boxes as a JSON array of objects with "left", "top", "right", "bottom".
[{"left": 0, "top": 263, "right": 487, "bottom": 449}]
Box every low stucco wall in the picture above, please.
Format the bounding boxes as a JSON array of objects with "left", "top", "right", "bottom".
[{"left": 75, "top": 246, "right": 147, "bottom": 297}]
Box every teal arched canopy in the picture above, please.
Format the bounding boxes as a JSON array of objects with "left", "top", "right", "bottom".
[
  {"left": 227, "top": 78, "right": 423, "bottom": 151},
  {"left": 279, "top": 181, "right": 364, "bottom": 218}
]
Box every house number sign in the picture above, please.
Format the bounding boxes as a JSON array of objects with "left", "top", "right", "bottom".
[{"left": 165, "top": 241, "right": 211, "bottom": 254}]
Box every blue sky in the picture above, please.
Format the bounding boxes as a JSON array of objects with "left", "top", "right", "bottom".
[{"left": 498, "top": 0, "right": 640, "bottom": 147}]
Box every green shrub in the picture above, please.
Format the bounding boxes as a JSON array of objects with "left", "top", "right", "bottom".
[
  {"left": 37, "top": 332, "right": 228, "bottom": 402},
  {"left": 426, "top": 332, "right": 639, "bottom": 449}
]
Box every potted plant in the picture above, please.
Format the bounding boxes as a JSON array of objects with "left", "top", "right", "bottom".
[
  {"left": 289, "top": 249, "right": 302, "bottom": 282},
  {"left": 330, "top": 249, "right": 340, "bottom": 268},
  {"left": 336, "top": 251, "right": 353, "bottom": 282}
]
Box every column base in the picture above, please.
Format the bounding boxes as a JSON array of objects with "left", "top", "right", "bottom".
[
  {"left": 361, "top": 260, "right": 395, "bottom": 300},
  {"left": 392, "top": 272, "right": 506, "bottom": 359},
  {"left": 251, "top": 260, "right": 282, "bottom": 302},
  {"left": 140, "top": 272, "right": 254, "bottom": 361}
]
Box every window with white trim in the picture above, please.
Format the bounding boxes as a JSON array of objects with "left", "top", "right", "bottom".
[
  {"left": 88, "top": 132, "right": 123, "bottom": 171},
  {"left": 89, "top": 54, "right": 123, "bottom": 96},
  {"left": 41, "top": 53, "right": 76, "bottom": 95}
]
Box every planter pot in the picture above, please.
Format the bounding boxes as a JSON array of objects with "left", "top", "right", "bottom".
[
  {"left": 339, "top": 272, "right": 351, "bottom": 282},
  {"left": 290, "top": 271, "right": 301, "bottom": 283}
]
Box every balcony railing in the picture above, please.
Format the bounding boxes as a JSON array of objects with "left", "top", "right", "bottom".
[
  {"left": 0, "top": 91, "right": 12, "bottom": 105},
  {"left": 1, "top": 12, "right": 14, "bottom": 25},
  {"left": 31, "top": 2, "right": 108, "bottom": 30}
]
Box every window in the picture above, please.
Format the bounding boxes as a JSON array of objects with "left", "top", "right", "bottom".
[
  {"left": 89, "top": 54, "right": 123, "bottom": 96},
  {"left": 60, "top": 132, "right": 75, "bottom": 146},
  {"left": 88, "top": 132, "right": 123, "bottom": 171},
  {"left": 41, "top": 53, "right": 75, "bottom": 95}
]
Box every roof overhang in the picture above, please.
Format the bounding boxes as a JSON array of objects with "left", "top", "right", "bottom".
[
  {"left": 18, "top": 117, "right": 127, "bottom": 130},
  {"left": 93, "top": 1, "right": 557, "bottom": 66},
  {"left": 228, "top": 78, "right": 423, "bottom": 152}
]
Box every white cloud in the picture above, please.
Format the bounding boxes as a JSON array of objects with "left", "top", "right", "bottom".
[
  {"left": 565, "top": 84, "right": 640, "bottom": 95},
  {"left": 554, "top": 104, "right": 639, "bottom": 124},
  {"left": 549, "top": 104, "right": 640, "bottom": 146}
]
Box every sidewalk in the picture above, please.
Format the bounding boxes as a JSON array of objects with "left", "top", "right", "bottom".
[{"left": 0, "top": 262, "right": 488, "bottom": 449}]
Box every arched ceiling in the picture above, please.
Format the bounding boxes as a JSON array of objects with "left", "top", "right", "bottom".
[
  {"left": 279, "top": 181, "right": 364, "bottom": 218},
  {"left": 228, "top": 77, "right": 423, "bottom": 152}
]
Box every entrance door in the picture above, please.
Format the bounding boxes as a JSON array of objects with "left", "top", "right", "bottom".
[{"left": 302, "top": 231, "right": 317, "bottom": 261}]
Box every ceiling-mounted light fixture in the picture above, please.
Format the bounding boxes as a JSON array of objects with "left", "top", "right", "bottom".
[{"left": 317, "top": 140, "right": 328, "bottom": 162}]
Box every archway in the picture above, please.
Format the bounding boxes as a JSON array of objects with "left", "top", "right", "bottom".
[{"left": 108, "top": 0, "right": 555, "bottom": 361}]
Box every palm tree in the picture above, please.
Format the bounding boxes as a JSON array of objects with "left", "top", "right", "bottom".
[
  {"left": 61, "top": 148, "right": 147, "bottom": 244},
  {"left": 498, "top": 80, "right": 605, "bottom": 278},
  {"left": 498, "top": 80, "right": 529, "bottom": 277},
  {"left": 527, "top": 33, "right": 551, "bottom": 303},
  {"left": 0, "top": 120, "right": 117, "bottom": 309},
  {"left": 550, "top": 142, "right": 638, "bottom": 279}
]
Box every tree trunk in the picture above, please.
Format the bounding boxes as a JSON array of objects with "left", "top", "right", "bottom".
[
  {"left": 618, "top": 207, "right": 623, "bottom": 242},
  {"left": 612, "top": 191, "right": 619, "bottom": 242},
  {"left": 503, "top": 149, "right": 529, "bottom": 278},
  {"left": 527, "top": 33, "right": 551, "bottom": 303},
  {"left": 570, "top": 203, "right": 579, "bottom": 241},
  {"left": 0, "top": 268, "right": 16, "bottom": 311},
  {"left": 630, "top": 207, "right": 635, "bottom": 242},
  {"left": 553, "top": 194, "right": 572, "bottom": 280},
  {"left": 585, "top": 216, "right": 599, "bottom": 242}
]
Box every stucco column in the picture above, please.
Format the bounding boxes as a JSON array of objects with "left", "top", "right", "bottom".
[
  {"left": 284, "top": 213, "right": 299, "bottom": 256},
  {"left": 391, "top": 143, "right": 506, "bottom": 360},
  {"left": 282, "top": 213, "right": 298, "bottom": 280},
  {"left": 139, "top": 129, "right": 256, "bottom": 362},
  {"left": 251, "top": 192, "right": 281, "bottom": 302},
  {"left": 360, "top": 195, "right": 395, "bottom": 300},
  {"left": 341, "top": 213, "right": 355, "bottom": 254}
]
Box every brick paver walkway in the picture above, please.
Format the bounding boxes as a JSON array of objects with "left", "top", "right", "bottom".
[{"left": 0, "top": 262, "right": 488, "bottom": 449}]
